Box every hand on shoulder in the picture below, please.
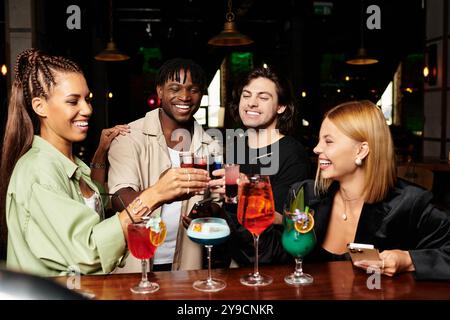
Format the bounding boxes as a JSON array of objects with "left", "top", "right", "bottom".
[{"left": 97, "top": 124, "right": 131, "bottom": 154}]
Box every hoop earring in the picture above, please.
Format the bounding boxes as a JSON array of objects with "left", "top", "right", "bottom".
[{"left": 355, "top": 157, "right": 362, "bottom": 166}]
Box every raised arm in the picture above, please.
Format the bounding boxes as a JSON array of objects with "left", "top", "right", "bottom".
[{"left": 90, "top": 125, "right": 130, "bottom": 185}]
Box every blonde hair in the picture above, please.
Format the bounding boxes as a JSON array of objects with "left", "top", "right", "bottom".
[{"left": 314, "top": 100, "right": 396, "bottom": 203}]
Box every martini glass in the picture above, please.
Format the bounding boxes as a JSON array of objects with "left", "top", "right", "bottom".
[{"left": 187, "top": 217, "right": 230, "bottom": 292}]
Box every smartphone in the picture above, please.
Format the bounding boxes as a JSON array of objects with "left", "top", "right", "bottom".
[{"left": 347, "top": 243, "right": 381, "bottom": 263}]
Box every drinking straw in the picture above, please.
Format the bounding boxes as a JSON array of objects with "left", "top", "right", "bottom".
[{"left": 101, "top": 193, "right": 136, "bottom": 224}]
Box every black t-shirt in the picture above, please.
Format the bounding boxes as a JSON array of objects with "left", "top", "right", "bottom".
[{"left": 228, "top": 135, "right": 311, "bottom": 212}]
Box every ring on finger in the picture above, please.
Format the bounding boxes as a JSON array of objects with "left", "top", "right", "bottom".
[
  {"left": 188, "top": 173, "right": 191, "bottom": 182},
  {"left": 186, "top": 187, "right": 190, "bottom": 194},
  {"left": 131, "top": 206, "right": 139, "bottom": 214}
]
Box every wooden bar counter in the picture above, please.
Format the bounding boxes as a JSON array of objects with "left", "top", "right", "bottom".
[{"left": 53, "top": 261, "right": 450, "bottom": 300}]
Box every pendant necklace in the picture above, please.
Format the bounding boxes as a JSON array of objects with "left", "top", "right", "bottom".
[
  {"left": 342, "top": 198, "right": 349, "bottom": 221},
  {"left": 339, "top": 190, "right": 361, "bottom": 222}
]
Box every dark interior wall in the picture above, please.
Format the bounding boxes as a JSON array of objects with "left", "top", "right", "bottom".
[
  {"left": 2, "top": 0, "right": 426, "bottom": 161},
  {"left": 32, "top": 0, "right": 308, "bottom": 161},
  {"left": 33, "top": 0, "right": 110, "bottom": 161},
  {"left": 0, "top": 0, "right": 6, "bottom": 138}
]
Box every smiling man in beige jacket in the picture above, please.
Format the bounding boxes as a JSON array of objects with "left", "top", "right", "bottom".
[{"left": 108, "top": 58, "right": 221, "bottom": 273}]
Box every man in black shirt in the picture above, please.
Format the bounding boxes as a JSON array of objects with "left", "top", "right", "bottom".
[{"left": 209, "top": 66, "right": 310, "bottom": 266}]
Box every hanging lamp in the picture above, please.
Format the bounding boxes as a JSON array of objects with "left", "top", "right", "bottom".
[
  {"left": 95, "top": 0, "right": 130, "bottom": 61},
  {"left": 346, "top": 0, "right": 378, "bottom": 65},
  {"left": 208, "top": 0, "right": 253, "bottom": 46}
]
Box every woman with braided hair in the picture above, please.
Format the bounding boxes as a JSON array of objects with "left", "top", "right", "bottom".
[{"left": 0, "top": 49, "right": 208, "bottom": 276}]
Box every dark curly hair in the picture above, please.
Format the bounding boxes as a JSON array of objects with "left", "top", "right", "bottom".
[{"left": 229, "top": 66, "right": 296, "bottom": 135}]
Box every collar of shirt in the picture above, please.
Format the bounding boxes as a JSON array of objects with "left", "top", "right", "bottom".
[
  {"left": 32, "top": 135, "right": 90, "bottom": 180},
  {"left": 140, "top": 108, "right": 216, "bottom": 154}
]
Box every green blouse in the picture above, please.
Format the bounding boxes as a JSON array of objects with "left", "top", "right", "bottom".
[{"left": 6, "top": 136, "right": 126, "bottom": 276}]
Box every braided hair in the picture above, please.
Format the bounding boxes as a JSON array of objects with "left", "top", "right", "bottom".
[
  {"left": 156, "top": 58, "right": 206, "bottom": 90},
  {"left": 0, "top": 48, "right": 82, "bottom": 259}
]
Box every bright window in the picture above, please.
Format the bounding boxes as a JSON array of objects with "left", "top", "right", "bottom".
[
  {"left": 377, "top": 81, "right": 393, "bottom": 125},
  {"left": 194, "top": 68, "right": 224, "bottom": 127}
]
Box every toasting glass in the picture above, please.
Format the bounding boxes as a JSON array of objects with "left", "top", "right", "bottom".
[
  {"left": 179, "top": 151, "right": 194, "bottom": 168},
  {"left": 224, "top": 164, "right": 240, "bottom": 203},
  {"left": 194, "top": 152, "right": 209, "bottom": 195}
]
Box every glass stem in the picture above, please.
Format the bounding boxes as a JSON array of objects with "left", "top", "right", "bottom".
[
  {"left": 294, "top": 257, "right": 304, "bottom": 277},
  {"left": 253, "top": 234, "right": 260, "bottom": 277},
  {"left": 206, "top": 245, "right": 213, "bottom": 284},
  {"left": 141, "top": 259, "right": 148, "bottom": 284}
]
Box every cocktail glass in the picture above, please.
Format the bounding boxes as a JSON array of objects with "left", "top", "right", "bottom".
[
  {"left": 127, "top": 221, "right": 159, "bottom": 293},
  {"left": 187, "top": 217, "right": 230, "bottom": 292},
  {"left": 237, "top": 174, "right": 275, "bottom": 286},
  {"left": 281, "top": 208, "right": 316, "bottom": 285},
  {"left": 127, "top": 218, "right": 166, "bottom": 294}
]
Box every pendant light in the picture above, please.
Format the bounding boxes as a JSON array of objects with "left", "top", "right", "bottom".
[
  {"left": 208, "top": 0, "right": 253, "bottom": 46},
  {"left": 346, "top": 0, "right": 378, "bottom": 65},
  {"left": 95, "top": 0, "right": 130, "bottom": 62}
]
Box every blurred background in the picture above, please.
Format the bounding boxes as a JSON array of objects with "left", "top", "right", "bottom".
[{"left": 0, "top": 0, "right": 448, "bottom": 208}]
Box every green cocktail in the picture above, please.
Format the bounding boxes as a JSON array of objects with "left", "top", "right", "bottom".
[
  {"left": 281, "top": 209, "right": 316, "bottom": 285},
  {"left": 282, "top": 215, "right": 316, "bottom": 257}
]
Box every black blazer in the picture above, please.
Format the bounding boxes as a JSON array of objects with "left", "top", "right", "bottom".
[{"left": 288, "top": 179, "right": 450, "bottom": 281}]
